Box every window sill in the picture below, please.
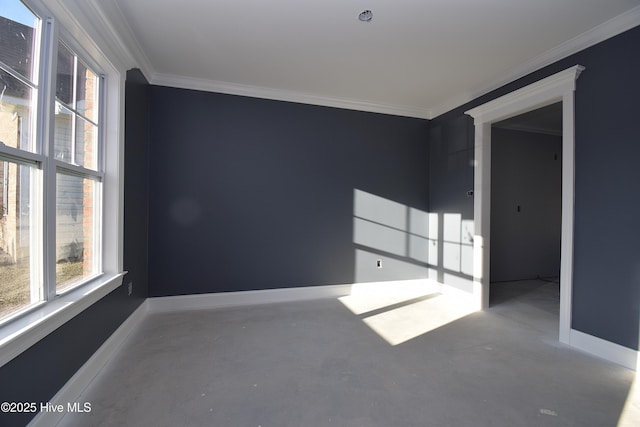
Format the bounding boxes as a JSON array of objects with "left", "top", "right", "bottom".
[{"left": 0, "top": 272, "right": 125, "bottom": 368}]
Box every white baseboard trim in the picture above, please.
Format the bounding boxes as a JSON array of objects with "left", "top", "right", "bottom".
[
  {"left": 148, "top": 284, "right": 354, "bottom": 313},
  {"left": 23, "top": 283, "right": 639, "bottom": 427},
  {"left": 570, "top": 328, "right": 638, "bottom": 371},
  {"left": 28, "top": 300, "right": 149, "bottom": 427}
]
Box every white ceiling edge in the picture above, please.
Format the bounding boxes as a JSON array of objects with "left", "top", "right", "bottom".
[
  {"left": 93, "top": 0, "right": 155, "bottom": 79},
  {"left": 82, "top": 1, "right": 640, "bottom": 120},
  {"left": 428, "top": 5, "right": 640, "bottom": 119},
  {"left": 27, "top": 0, "right": 128, "bottom": 73},
  {"left": 62, "top": 0, "right": 155, "bottom": 80},
  {"left": 151, "top": 72, "right": 431, "bottom": 119}
]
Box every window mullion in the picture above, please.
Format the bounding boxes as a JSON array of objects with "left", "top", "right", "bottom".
[
  {"left": 55, "top": 160, "right": 103, "bottom": 180},
  {"left": 97, "top": 74, "right": 105, "bottom": 172},
  {"left": 29, "top": 14, "right": 45, "bottom": 304},
  {"left": 0, "top": 60, "right": 37, "bottom": 90},
  {"left": 0, "top": 147, "right": 42, "bottom": 166},
  {"left": 39, "top": 16, "right": 58, "bottom": 302},
  {"left": 70, "top": 55, "right": 78, "bottom": 166}
]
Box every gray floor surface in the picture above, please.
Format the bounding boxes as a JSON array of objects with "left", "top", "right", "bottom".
[{"left": 58, "top": 280, "right": 637, "bottom": 427}]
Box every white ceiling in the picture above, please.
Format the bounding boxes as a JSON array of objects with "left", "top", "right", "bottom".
[{"left": 106, "top": 0, "right": 640, "bottom": 118}]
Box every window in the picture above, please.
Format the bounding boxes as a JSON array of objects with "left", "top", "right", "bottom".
[
  {"left": 0, "top": 0, "right": 120, "bottom": 330},
  {"left": 54, "top": 41, "right": 102, "bottom": 291},
  {"left": 0, "top": 1, "right": 41, "bottom": 320}
]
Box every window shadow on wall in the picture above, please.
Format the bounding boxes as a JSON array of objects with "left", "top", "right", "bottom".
[
  {"left": 344, "top": 189, "right": 476, "bottom": 345},
  {"left": 352, "top": 188, "right": 474, "bottom": 292}
]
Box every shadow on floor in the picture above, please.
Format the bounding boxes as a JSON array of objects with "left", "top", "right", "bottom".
[{"left": 55, "top": 280, "right": 635, "bottom": 427}]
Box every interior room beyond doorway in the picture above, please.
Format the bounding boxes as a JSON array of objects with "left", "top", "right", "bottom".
[{"left": 489, "top": 103, "right": 563, "bottom": 325}]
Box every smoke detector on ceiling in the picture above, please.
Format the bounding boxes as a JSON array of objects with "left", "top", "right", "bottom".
[{"left": 358, "top": 10, "right": 373, "bottom": 22}]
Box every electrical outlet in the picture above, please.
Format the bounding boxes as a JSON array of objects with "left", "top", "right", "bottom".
[
  {"left": 376, "top": 259, "right": 382, "bottom": 269},
  {"left": 127, "top": 282, "right": 133, "bottom": 296}
]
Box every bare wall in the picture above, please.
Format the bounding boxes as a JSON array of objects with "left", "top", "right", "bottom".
[
  {"left": 148, "top": 89, "right": 430, "bottom": 297},
  {"left": 490, "top": 128, "right": 562, "bottom": 282}
]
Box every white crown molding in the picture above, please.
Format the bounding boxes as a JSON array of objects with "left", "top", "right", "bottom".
[
  {"left": 152, "top": 3, "right": 639, "bottom": 120},
  {"left": 91, "top": 0, "right": 155, "bottom": 80},
  {"left": 430, "top": 5, "right": 640, "bottom": 118},
  {"left": 151, "top": 72, "right": 431, "bottom": 119},
  {"left": 38, "top": 0, "right": 154, "bottom": 78},
  {"left": 45, "top": 1, "right": 638, "bottom": 119},
  {"left": 36, "top": 0, "right": 126, "bottom": 73},
  {"left": 465, "top": 65, "right": 584, "bottom": 123}
]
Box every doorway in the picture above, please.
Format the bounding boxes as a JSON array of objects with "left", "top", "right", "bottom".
[
  {"left": 489, "top": 103, "right": 563, "bottom": 333},
  {"left": 465, "top": 65, "right": 584, "bottom": 344}
]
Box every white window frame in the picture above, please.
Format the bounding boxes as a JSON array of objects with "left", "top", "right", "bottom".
[
  {"left": 0, "top": 0, "right": 125, "bottom": 368},
  {"left": 50, "top": 38, "right": 105, "bottom": 296}
]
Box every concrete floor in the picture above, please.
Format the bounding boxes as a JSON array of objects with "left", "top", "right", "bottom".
[{"left": 58, "top": 280, "right": 637, "bottom": 427}]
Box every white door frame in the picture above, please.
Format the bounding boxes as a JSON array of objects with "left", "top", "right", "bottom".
[{"left": 465, "top": 65, "right": 584, "bottom": 344}]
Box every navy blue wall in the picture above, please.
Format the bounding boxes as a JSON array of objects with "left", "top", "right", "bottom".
[
  {"left": 3, "top": 24, "right": 638, "bottom": 426},
  {"left": 0, "top": 69, "right": 151, "bottom": 426},
  {"left": 123, "top": 69, "right": 151, "bottom": 299},
  {"left": 430, "top": 26, "right": 640, "bottom": 349},
  {"left": 427, "top": 115, "right": 475, "bottom": 289},
  {"left": 490, "top": 128, "right": 562, "bottom": 282},
  {"left": 429, "top": 115, "right": 475, "bottom": 222},
  {"left": 148, "top": 88, "right": 430, "bottom": 297}
]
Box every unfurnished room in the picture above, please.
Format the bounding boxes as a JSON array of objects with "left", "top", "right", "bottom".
[{"left": 1, "top": 1, "right": 640, "bottom": 426}]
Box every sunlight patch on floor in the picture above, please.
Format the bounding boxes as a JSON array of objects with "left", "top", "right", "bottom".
[
  {"left": 338, "top": 279, "right": 475, "bottom": 346},
  {"left": 338, "top": 280, "right": 440, "bottom": 315},
  {"left": 362, "top": 293, "right": 475, "bottom": 345},
  {"left": 618, "top": 373, "right": 640, "bottom": 426}
]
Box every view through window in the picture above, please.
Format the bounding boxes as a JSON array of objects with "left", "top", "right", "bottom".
[{"left": 0, "top": 0, "right": 103, "bottom": 319}]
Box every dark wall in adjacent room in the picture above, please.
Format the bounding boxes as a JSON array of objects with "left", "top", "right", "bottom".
[
  {"left": 490, "top": 128, "right": 562, "bottom": 282},
  {"left": 0, "top": 69, "right": 151, "bottom": 427},
  {"left": 429, "top": 26, "right": 640, "bottom": 350},
  {"left": 148, "top": 88, "right": 430, "bottom": 297}
]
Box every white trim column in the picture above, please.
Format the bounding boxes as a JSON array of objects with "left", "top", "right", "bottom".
[
  {"left": 465, "top": 65, "right": 584, "bottom": 343},
  {"left": 472, "top": 122, "right": 491, "bottom": 311}
]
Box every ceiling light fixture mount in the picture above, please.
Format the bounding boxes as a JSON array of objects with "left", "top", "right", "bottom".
[{"left": 358, "top": 10, "right": 373, "bottom": 22}]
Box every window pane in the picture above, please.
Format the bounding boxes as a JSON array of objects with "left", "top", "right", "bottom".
[
  {"left": 75, "top": 116, "right": 98, "bottom": 170},
  {"left": 56, "top": 173, "right": 98, "bottom": 290},
  {"left": 0, "top": 161, "right": 36, "bottom": 320},
  {"left": 53, "top": 104, "right": 98, "bottom": 170},
  {"left": 54, "top": 44, "right": 101, "bottom": 170},
  {"left": 0, "top": 1, "right": 38, "bottom": 82},
  {"left": 0, "top": 68, "right": 35, "bottom": 152},
  {"left": 76, "top": 61, "right": 98, "bottom": 123},
  {"left": 56, "top": 42, "right": 74, "bottom": 106},
  {"left": 54, "top": 102, "right": 73, "bottom": 162}
]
